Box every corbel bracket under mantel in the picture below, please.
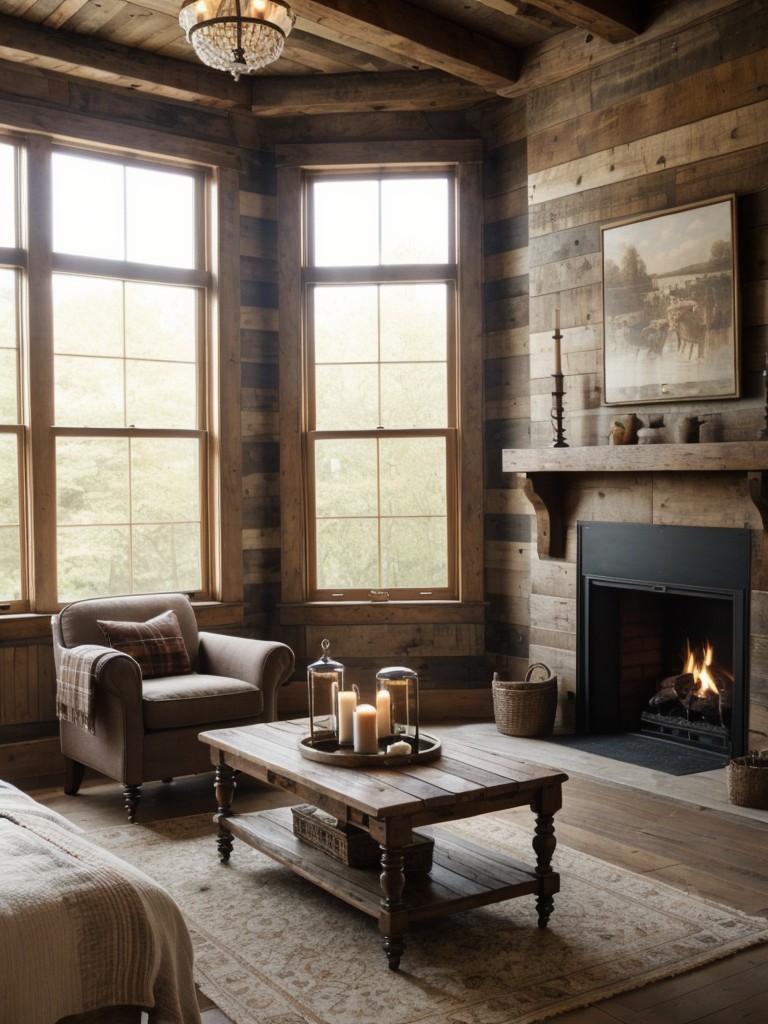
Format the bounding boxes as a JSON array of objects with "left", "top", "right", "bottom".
[{"left": 503, "top": 442, "right": 768, "bottom": 560}]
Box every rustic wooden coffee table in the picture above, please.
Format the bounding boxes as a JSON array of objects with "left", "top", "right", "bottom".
[{"left": 198, "top": 719, "right": 568, "bottom": 970}]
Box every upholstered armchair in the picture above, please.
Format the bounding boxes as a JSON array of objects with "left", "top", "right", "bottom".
[{"left": 52, "top": 592, "right": 295, "bottom": 822}]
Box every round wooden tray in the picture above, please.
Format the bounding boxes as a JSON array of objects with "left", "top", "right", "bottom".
[{"left": 298, "top": 731, "right": 442, "bottom": 767}]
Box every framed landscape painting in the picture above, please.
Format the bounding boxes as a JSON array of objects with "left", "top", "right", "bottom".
[{"left": 601, "top": 195, "right": 739, "bottom": 405}]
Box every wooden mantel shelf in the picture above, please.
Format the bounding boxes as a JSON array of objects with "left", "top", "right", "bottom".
[
  {"left": 502, "top": 441, "right": 768, "bottom": 474},
  {"left": 502, "top": 441, "right": 768, "bottom": 559}
]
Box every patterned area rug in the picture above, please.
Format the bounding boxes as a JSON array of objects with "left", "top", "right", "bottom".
[{"left": 91, "top": 812, "right": 768, "bottom": 1024}]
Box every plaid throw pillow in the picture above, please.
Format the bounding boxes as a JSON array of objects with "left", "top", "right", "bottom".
[{"left": 97, "top": 609, "right": 191, "bottom": 679}]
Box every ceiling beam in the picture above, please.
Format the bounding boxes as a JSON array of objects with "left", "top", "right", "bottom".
[
  {"left": 250, "top": 69, "right": 489, "bottom": 117},
  {"left": 511, "top": 1, "right": 643, "bottom": 42},
  {"left": 0, "top": 13, "right": 250, "bottom": 109},
  {"left": 291, "top": 0, "right": 519, "bottom": 92}
]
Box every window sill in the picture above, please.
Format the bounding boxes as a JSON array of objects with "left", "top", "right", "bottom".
[
  {"left": 0, "top": 614, "right": 54, "bottom": 643},
  {"left": 0, "top": 601, "right": 246, "bottom": 643},
  {"left": 279, "top": 600, "right": 487, "bottom": 627}
]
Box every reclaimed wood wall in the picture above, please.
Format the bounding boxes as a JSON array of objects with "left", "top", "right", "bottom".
[
  {"left": 4, "top": 0, "right": 768, "bottom": 772},
  {"left": 238, "top": 149, "right": 284, "bottom": 635},
  {"left": 483, "top": 0, "right": 768, "bottom": 746},
  {"left": 482, "top": 96, "right": 532, "bottom": 685}
]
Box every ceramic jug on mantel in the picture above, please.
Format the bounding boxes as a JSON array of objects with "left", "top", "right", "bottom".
[
  {"left": 637, "top": 416, "right": 667, "bottom": 444},
  {"left": 672, "top": 415, "right": 705, "bottom": 444},
  {"left": 608, "top": 412, "right": 643, "bottom": 445}
]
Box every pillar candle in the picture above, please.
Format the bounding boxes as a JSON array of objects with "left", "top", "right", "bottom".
[
  {"left": 376, "top": 688, "right": 391, "bottom": 737},
  {"left": 337, "top": 690, "right": 357, "bottom": 745},
  {"left": 353, "top": 704, "right": 379, "bottom": 754}
]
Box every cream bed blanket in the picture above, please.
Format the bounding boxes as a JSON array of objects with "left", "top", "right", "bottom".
[{"left": 0, "top": 784, "right": 202, "bottom": 1024}]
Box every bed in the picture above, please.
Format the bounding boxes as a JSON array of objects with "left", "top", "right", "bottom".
[{"left": 0, "top": 780, "right": 202, "bottom": 1024}]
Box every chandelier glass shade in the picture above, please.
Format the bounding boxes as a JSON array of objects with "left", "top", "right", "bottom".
[{"left": 179, "top": 0, "right": 295, "bottom": 80}]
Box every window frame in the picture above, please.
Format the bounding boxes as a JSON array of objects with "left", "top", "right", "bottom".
[
  {"left": 277, "top": 140, "right": 484, "bottom": 613},
  {"left": 0, "top": 131, "right": 242, "bottom": 613},
  {"left": 305, "top": 167, "right": 459, "bottom": 601}
]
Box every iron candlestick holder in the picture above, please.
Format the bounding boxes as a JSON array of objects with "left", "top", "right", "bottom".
[{"left": 551, "top": 363, "right": 568, "bottom": 449}]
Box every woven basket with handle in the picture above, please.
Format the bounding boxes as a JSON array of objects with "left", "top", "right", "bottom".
[
  {"left": 727, "top": 749, "right": 768, "bottom": 809},
  {"left": 492, "top": 663, "right": 558, "bottom": 737}
]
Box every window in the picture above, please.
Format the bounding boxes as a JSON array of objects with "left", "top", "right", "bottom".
[
  {"left": 0, "top": 135, "right": 227, "bottom": 612},
  {"left": 278, "top": 143, "right": 484, "bottom": 609},
  {"left": 307, "top": 172, "right": 456, "bottom": 599}
]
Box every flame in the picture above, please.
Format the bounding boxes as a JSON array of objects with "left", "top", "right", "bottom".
[{"left": 682, "top": 640, "right": 719, "bottom": 697}]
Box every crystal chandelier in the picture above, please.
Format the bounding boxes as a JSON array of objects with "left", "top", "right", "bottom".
[{"left": 179, "top": 0, "right": 295, "bottom": 80}]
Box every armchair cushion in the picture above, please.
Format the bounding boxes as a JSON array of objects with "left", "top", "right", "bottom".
[
  {"left": 141, "top": 673, "right": 264, "bottom": 730},
  {"left": 97, "top": 610, "right": 191, "bottom": 679}
]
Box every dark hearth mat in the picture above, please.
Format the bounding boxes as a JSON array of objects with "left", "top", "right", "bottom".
[{"left": 543, "top": 733, "right": 730, "bottom": 776}]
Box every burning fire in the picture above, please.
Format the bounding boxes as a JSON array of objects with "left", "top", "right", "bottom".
[{"left": 682, "top": 640, "right": 719, "bottom": 697}]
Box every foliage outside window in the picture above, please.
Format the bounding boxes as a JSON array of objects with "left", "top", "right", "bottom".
[{"left": 0, "top": 136, "right": 214, "bottom": 610}]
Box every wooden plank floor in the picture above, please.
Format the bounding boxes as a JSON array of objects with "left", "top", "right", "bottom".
[{"left": 25, "top": 723, "right": 768, "bottom": 1024}]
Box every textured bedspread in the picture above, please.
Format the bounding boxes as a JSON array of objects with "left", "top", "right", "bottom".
[{"left": 0, "top": 789, "right": 202, "bottom": 1024}]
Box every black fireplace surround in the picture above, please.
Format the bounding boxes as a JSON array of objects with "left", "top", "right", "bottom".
[{"left": 577, "top": 521, "right": 750, "bottom": 758}]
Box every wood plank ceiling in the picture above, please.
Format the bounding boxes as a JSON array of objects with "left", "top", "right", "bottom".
[{"left": 0, "top": 2, "right": 718, "bottom": 115}]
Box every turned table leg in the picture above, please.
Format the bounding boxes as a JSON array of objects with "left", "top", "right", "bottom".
[
  {"left": 214, "top": 761, "right": 237, "bottom": 862},
  {"left": 378, "top": 843, "right": 408, "bottom": 970},
  {"left": 531, "top": 783, "right": 562, "bottom": 928},
  {"left": 533, "top": 811, "right": 557, "bottom": 926}
]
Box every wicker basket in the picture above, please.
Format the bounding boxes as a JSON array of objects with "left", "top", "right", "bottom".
[
  {"left": 726, "top": 750, "right": 768, "bottom": 809},
  {"left": 492, "top": 663, "right": 558, "bottom": 737},
  {"left": 291, "top": 804, "right": 434, "bottom": 870}
]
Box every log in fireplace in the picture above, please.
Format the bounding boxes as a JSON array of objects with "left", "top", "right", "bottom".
[{"left": 577, "top": 522, "right": 750, "bottom": 758}]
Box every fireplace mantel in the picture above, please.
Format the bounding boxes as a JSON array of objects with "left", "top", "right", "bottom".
[{"left": 502, "top": 441, "right": 768, "bottom": 558}]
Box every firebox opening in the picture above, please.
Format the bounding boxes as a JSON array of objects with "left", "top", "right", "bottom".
[
  {"left": 587, "top": 584, "right": 734, "bottom": 753},
  {"left": 577, "top": 522, "right": 750, "bottom": 762}
]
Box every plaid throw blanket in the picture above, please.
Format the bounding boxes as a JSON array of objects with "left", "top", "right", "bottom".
[{"left": 56, "top": 644, "right": 126, "bottom": 733}]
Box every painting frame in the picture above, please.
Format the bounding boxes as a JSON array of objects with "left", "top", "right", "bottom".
[{"left": 601, "top": 195, "right": 739, "bottom": 406}]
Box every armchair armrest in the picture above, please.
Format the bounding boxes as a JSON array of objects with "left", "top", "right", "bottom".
[
  {"left": 93, "top": 651, "right": 144, "bottom": 706},
  {"left": 197, "top": 633, "right": 295, "bottom": 721},
  {"left": 55, "top": 644, "right": 145, "bottom": 783},
  {"left": 54, "top": 642, "right": 143, "bottom": 703}
]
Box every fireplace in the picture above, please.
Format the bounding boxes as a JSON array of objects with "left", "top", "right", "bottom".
[{"left": 577, "top": 522, "right": 750, "bottom": 758}]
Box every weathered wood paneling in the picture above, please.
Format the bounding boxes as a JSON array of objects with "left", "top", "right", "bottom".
[
  {"left": 238, "top": 150, "right": 285, "bottom": 636},
  {"left": 495, "top": 0, "right": 768, "bottom": 741},
  {"left": 481, "top": 95, "right": 531, "bottom": 680},
  {"left": 2, "top": 0, "right": 768, "bottom": 764}
]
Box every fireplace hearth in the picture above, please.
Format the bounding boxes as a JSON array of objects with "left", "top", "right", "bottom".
[{"left": 577, "top": 522, "right": 750, "bottom": 759}]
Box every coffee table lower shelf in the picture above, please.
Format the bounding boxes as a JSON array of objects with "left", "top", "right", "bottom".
[{"left": 220, "top": 806, "right": 558, "bottom": 941}]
